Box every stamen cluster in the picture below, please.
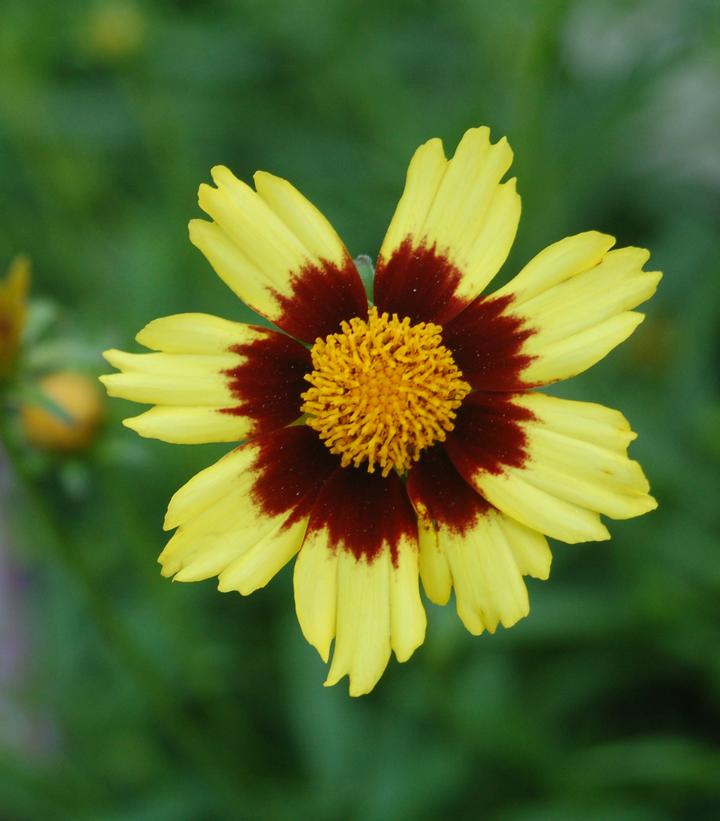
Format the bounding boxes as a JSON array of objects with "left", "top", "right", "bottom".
[{"left": 301, "top": 307, "right": 471, "bottom": 476}]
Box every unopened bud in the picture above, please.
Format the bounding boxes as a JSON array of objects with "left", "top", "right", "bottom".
[
  {"left": 21, "top": 372, "right": 105, "bottom": 452},
  {"left": 0, "top": 256, "right": 30, "bottom": 380}
]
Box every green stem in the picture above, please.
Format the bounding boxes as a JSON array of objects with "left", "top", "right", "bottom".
[{"left": 0, "top": 422, "right": 247, "bottom": 814}]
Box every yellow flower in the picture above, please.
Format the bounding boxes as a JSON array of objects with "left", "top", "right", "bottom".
[
  {"left": 21, "top": 372, "right": 105, "bottom": 452},
  {"left": 0, "top": 255, "right": 30, "bottom": 380},
  {"left": 101, "top": 127, "right": 660, "bottom": 696}
]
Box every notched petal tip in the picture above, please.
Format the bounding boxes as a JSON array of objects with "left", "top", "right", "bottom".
[
  {"left": 393, "top": 621, "right": 426, "bottom": 664},
  {"left": 491, "top": 132, "right": 514, "bottom": 164},
  {"left": 623, "top": 245, "right": 652, "bottom": 266},
  {"left": 300, "top": 632, "right": 331, "bottom": 665},
  {"left": 210, "top": 165, "right": 236, "bottom": 188},
  {"left": 197, "top": 182, "right": 221, "bottom": 214},
  {"left": 418, "top": 135, "right": 447, "bottom": 158},
  {"left": 504, "top": 176, "right": 520, "bottom": 196},
  {"left": 348, "top": 682, "right": 375, "bottom": 698},
  {"left": 187, "top": 217, "right": 209, "bottom": 242},
  {"left": 216, "top": 577, "right": 238, "bottom": 594},
  {"left": 157, "top": 557, "right": 175, "bottom": 578},
  {"left": 535, "top": 555, "right": 552, "bottom": 582},
  {"left": 162, "top": 512, "right": 179, "bottom": 532},
  {"left": 645, "top": 270, "right": 663, "bottom": 294},
  {"left": 315, "top": 644, "right": 331, "bottom": 665},
  {"left": 457, "top": 124, "right": 491, "bottom": 148},
  {"left": 586, "top": 229, "right": 617, "bottom": 247},
  {"left": 322, "top": 671, "right": 377, "bottom": 698}
]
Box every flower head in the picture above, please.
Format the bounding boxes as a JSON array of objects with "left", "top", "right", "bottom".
[
  {"left": 0, "top": 256, "right": 30, "bottom": 380},
  {"left": 101, "top": 127, "right": 660, "bottom": 695}
]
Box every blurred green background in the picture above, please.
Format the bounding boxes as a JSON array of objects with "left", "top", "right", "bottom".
[{"left": 1, "top": 0, "right": 719, "bottom": 818}]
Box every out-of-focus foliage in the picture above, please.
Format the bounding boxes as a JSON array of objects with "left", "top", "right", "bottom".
[{"left": 0, "top": 0, "right": 719, "bottom": 818}]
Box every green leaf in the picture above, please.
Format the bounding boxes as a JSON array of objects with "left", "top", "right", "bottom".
[{"left": 11, "top": 381, "right": 74, "bottom": 425}]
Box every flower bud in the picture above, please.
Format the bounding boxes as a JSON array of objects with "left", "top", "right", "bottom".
[
  {"left": 86, "top": 0, "right": 145, "bottom": 61},
  {"left": 21, "top": 372, "right": 105, "bottom": 452},
  {"left": 0, "top": 256, "right": 30, "bottom": 380}
]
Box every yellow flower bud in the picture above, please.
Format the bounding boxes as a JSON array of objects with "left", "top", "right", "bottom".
[
  {"left": 0, "top": 256, "right": 30, "bottom": 380},
  {"left": 21, "top": 372, "right": 105, "bottom": 452},
  {"left": 86, "top": 0, "right": 145, "bottom": 61}
]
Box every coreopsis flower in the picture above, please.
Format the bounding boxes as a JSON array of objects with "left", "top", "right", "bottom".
[
  {"left": 0, "top": 256, "right": 30, "bottom": 381},
  {"left": 101, "top": 127, "right": 660, "bottom": 695}
]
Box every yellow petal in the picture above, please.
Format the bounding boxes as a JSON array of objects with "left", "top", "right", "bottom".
[
  {"left": 513, "top": 392, "right": 636, "bottom": 454},
  {"left": 101, "top": 316, "right": 309, "bottom": 444},
  {"left": 494, "top": 231, "right": 615, "bottom": 303},
  {"left": 294, "top": 468, "right": 424, "bottom": 694},
  {"left": 417, "top": 519, "right": 452, "bottom": 606},
  {"left": 189, "top": 219, "right": 276, "bottom": 318},
  {"left": 496, "top": 514, "right": 552, "bottom": 581},
  {"left": 123, "top": 406, "right": 252, "bottom": 445},
  {"left": 523, "top": 312, "right": 646, "bottom": 385},
  {"left": 442, "top": 510, "right": 530, "bottom": 635},
  {"left": 253, "top": 171, "right": 349, "bottom": 264},
  {"left": 408, "top": 447, "right": 546, "bottom": 634},
  {"left": 103, "top": 349, "right": 240, "bottom": 376},
  {"left": 136, "top": 313, "right": 263, "bottom": 353},
  {"left": 217, "top": 517, "right": 309, "bottom": 595},
  {"left": 513, "top": 394, "right": 657, "bottom": 521},
  {"left": 159, "top": 489, "right": 276, "bottom": 579},
  {"left": 324, "top": 549, "right": 392, "bottom": 697},
  {"left": 158, "top": 428, "right": 336, "bottom": 591},
  {"left": 378, "top": 137, "right": 447, "bottom": 258},
  {"left": 100, "top": 368, "right": 233, "bottom": 406},
  {"left": 163, "top": 444, "right": 256, "bottom": 531},
  {"left": 190, "top": 166, "right": 366, "bottom": 341},
  {"left": 293, "top": 531, "right": 338, "bottom": 663},
  {"left": 493, "top": 234, "right": 662, "bottom": 385},
  {"left": 389, "top": 537, "right": 427, "bottom": 662},
  {"left": 198, "top": 170, "right": 308, "bottom": 274},
  {"left": 471, "top": 470, "right": 610, "bottom": 544},
  {"left": 376, "top": 127, "right": 520, "bottom": 318},
  {"left": 452, "top": 392, "right": 656, "bottom": 544}
]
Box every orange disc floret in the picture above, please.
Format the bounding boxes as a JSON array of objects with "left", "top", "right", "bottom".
[{"left": 301, "top": 307, "right": 470, "bottom": 476}]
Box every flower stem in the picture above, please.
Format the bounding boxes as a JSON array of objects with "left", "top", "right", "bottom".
[{"left": 0, "top": 422, "right": 248, "bottom": 813}]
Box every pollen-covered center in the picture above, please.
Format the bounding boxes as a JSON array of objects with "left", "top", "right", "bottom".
[{"left": 301, "top": 307, "right": 471, "bottom": 477}]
